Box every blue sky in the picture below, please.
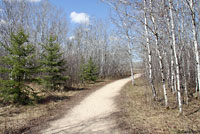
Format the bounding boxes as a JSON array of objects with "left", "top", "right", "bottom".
[
  {"left": 49, "top": 0, "right": 110, "bottom": 24},
  {"left": 1, "top": 0, "right": 111, "bottom": 25}
]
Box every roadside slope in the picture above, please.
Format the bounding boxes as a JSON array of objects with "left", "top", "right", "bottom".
[{"left": 117, "top": 76, "right": 200, "bottom": 134}]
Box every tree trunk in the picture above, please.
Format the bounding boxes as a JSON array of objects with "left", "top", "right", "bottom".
[
  {"left": 183, "top": 58, "right": 189, "bottom": 105},
  {"left": 189, "top": 0, "right": 200, "bottom": 98},
  {"left": 144, "top": 0, "right": 156, "bottom": 100},
  {"left": 155, "top": 35, "right": 168, "bottom": 107},
  {"left": 149, "top": 0, "right": 167, "bottom": 107},
  {"left": 170, "top": 48, "right": 175, "bottom": 94},
  {"left": 169, "top": 0, "right": 182, "bottom": 113},
  {"left": 128, "top": 41, "right": 135, "bottom": 86}
]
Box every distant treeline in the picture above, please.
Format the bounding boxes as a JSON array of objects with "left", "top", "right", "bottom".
[{"left": 0, "top": 0, "right": 131, "bottom": 104}]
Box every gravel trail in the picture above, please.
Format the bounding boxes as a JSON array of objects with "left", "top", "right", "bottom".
[{"left": 41, "top": 74, "right": 141, "bottom": 134}]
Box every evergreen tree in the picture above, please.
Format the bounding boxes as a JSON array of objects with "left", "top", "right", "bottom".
[
  {"left": 40, "top": 35, "right": 68, "bottom": 90},
  {"left": 80, "top": 57, "right": 99, "bottom": 83},
  {"left": 0, "top": 28, "right": 37, "bottom": 104}
]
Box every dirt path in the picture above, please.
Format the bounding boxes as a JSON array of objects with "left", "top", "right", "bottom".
[{"left": 40, "top": 74, "right": 141, "bottom": 134}]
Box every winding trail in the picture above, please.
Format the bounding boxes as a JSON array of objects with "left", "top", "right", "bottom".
[{"left": 41, "top": 74, "right": 141, "bottom": 134}]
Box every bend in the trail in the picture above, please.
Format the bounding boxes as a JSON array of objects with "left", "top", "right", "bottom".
[{"left": 41, "top": 74, "right": 141, "bottom": 134}]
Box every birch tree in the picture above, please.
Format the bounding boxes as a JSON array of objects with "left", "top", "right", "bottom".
[
  {"left": 185, "top": 0, "right": 200, "bottom": 98},
  {"left": 144, "top": 0, "right": 156, "bottom": 100},
  {"left": 168, "top": 0, "right": 182, "bottom": 113}
]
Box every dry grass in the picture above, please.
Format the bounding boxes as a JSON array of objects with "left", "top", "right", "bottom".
[
  {"left": 0, "top": 91, "right": 79, "bottom": 134},
  {"left": 118, "top": 76, "right": 200, "bottom": 134},
  {"left": 0, "top": 79, "right": 112, "bottom": 134}
]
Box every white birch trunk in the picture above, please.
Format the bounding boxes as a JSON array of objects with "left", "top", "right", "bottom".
[
  {"left": 180, "top": 6, "right": 189, "bottom": 105},
  {"left": 128, "top": 41, "right": 134, "bottom": 86},
  {"left": 123, "top": 21, "right": 134, "bottom": 85},
  {"left": 189, "top": 0, "right": 200, "bottom": 98},
  {"left": 170, "top": 50, "right": 175, "bottom": 94},
  {"left": 184, "top": 79, "right": 189, "bottom": 105},
  {"left": 165, "top": 5, "right": 175, "bottom": 95},
  {"left": 144, "top": 0, "right": 156, "bottom": 100},
  {"left": 149, "top": 0, "right": 167, "bottom": 106},
  {"left": 183, "top": 59, "right": 189, "bottom": 105},
  {"left": 155, "top": 36, "right": 168, "bottom": 107},
  {"left": 169, "top": 0, "right": 182, "bottom": 113}
]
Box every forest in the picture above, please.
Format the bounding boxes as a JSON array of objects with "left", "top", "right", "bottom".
[
  {"left": 105, "top": 0, "right": 200, "bottom": 114},
  {"left": 103, "top": 0, "right": 200, "bottom": 132},
  {"left": 1, "top": 0, "right": 200, "bottom": 133},
  {"left": 0, "top": 0, "right": 131, "bottom": 105}
]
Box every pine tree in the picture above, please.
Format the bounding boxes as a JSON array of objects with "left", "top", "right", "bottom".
[
  {"left": 40, "top": 35, "right": 68, "bottom": 91},
  {"left": 0, "top": 28, "right": 37, "bottom": 104},
  {"left": 80, "top": 57, "right": 99, "bottom": 83}
]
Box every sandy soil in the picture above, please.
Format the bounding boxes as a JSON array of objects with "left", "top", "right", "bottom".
[{"left": 40, "top": 74, "right": 141, "bottom": 134}]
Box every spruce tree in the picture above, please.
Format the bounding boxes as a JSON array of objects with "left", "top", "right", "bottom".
[
  {"left": 0, "top": 28, "right": 37, "bottom": 104},
  {"left": 40, "top": 35, "right": 68, "bottom": 91},
  {"left": 80, "top": 57, "right": 99, "bottom": 83}
]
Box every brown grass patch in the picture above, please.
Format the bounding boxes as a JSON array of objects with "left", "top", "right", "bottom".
[
  {"left": 0, "top": 79, "right": 113, "bottom": 134},
  {"left": 117, "top": 76, "right": 200, "bottom": 134}
]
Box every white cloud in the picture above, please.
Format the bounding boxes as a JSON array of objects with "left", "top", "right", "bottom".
[
  {"left": 3, "top": 0, "right": 41, "bottom": 2},
  {"left": 28, "top": 0, "right": 41, "bottom": 2},
  {"left": 70, "top": 12, "right": 90, "bottom": 24}
]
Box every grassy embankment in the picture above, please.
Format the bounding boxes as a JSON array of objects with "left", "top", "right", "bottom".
[{"left": 118, "top": 76, "right": 200, "bottom": 134}]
